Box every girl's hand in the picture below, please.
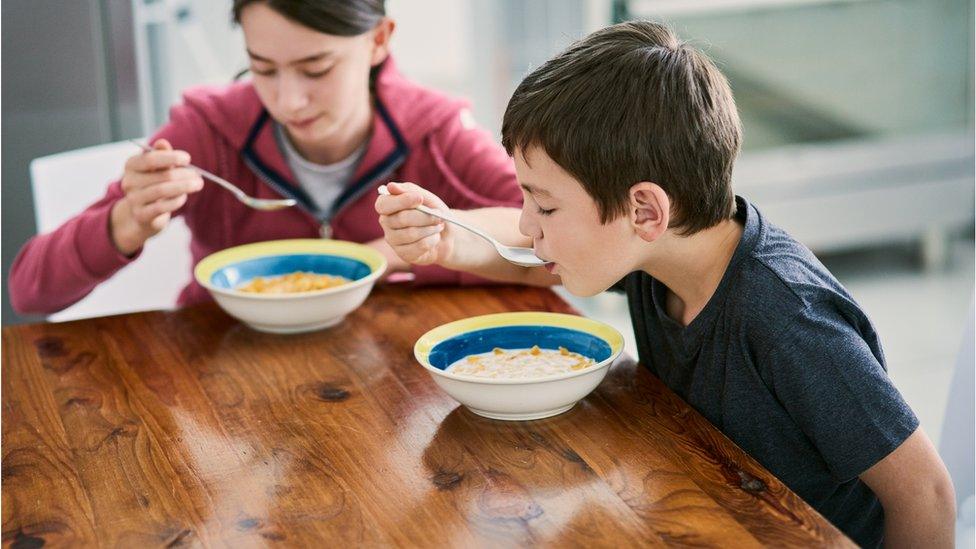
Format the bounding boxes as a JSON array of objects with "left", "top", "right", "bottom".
[
  {"left": 374, "top": 182, "right": 453, "bottom": 266},
  {"left": 364, "top": 237, "right": 411, "bottom": 282},
  {"left": 110, "top": 139, "right": 204, "bottom": 255}
]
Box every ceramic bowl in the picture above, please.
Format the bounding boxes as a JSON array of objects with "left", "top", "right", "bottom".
[
  {"left": 415, "top": 312, "right": 623, "bottom": 420},
  {"left": 195, "top": 239, "right": 386, "bottom": 333}
]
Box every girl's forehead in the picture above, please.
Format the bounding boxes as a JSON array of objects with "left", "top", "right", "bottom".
[
  {"left": 245, "top": 33, "right": 357, "bottom": 65},
  {"left": 241, "top": 4, "right": 354, "bottom": 51}
]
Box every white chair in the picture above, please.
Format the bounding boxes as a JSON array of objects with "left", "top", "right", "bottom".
[
  {"left": 940, "top": 299, "right": 975, "bottom": 546},
  {"left": 29, "top": 140, "right": 192, "bottom": 322}
]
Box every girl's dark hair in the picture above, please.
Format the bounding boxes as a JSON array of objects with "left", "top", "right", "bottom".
[
  {"left": 231, "top": 1, "right": 387, "bottom": 83},
  {"left": 232, "top": 0, "right": 385, "bottom": 36}
]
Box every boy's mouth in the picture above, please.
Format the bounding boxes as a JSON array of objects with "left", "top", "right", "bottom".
[{"left": 534, "top": 248, "right": 556, "bottom": 273}]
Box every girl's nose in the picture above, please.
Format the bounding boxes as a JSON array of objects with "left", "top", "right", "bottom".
[{"left": 277, "top": 75, "right": 309, "bottom": 113}]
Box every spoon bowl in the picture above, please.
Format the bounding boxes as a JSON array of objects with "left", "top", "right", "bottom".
[{"left": 130, "top": 140, "right": 296, "bottom": 211}]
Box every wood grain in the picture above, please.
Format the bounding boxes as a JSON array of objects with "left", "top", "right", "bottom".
[{"left": 2, "top": 285, "right": 854, "bottom": 547}]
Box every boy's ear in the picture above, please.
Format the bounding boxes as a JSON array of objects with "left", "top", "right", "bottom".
[
  {"left": 369, "top": 18, "right": 395, "bottom": 67},
  {"left": 629, "top": 182, "right": 670, "bottom": 242}
]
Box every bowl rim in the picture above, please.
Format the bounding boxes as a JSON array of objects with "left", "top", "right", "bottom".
[
  {"left": 414, "top": 312, "right": 624, "bottom": 385},
  {"left": 194, "top": 238, "right": 387, "bottom": 300}
]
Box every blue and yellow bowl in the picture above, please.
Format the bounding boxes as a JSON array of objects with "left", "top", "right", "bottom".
[
  {"left": 415, "top": 312, "right": 624, "bottom": 420},
  {"left": 195, "top": 239, "right": 386, "bottom": 333}
]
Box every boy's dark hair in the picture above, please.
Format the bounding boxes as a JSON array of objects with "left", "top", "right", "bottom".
[
  {"left": 232, "top": 0, "right": 385, "bottom": 36},
  {"left": 502, "top": 21, "right": 741, "bottom": 234}
]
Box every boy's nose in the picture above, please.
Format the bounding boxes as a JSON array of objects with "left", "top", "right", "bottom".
[{"left": 518, "top": 207, "right": 542, "bottom": 240}]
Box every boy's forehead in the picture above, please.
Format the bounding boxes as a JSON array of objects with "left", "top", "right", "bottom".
[
  {"left": 515, "top": 146, "right": 569, "bottom": 180},
  {"left": 515, "top": 146, "right": 554, "bottom": 170},
  {"left": 514, "top": 146, "right": 574, "bottom": 192}
]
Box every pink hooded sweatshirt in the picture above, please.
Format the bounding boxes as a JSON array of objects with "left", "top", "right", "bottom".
[{"left": 9, "top": 59, "right": 522, "bottom": 315}]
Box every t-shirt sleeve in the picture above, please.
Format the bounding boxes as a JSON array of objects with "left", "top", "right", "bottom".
[{"left": 758, "top": 301, "right": 919, "bottom": 482}]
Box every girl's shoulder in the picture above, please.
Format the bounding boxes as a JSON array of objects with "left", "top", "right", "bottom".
[
  {"left": 168, "top": 81, "right": 264, "bottom": 149},
  {"left": 374, "top": 58, "right": 468, "bottom": 142}
]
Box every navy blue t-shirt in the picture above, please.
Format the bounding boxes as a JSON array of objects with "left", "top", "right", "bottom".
[{"left": 623, "top": 196, "right": 918, "bottom": 547}]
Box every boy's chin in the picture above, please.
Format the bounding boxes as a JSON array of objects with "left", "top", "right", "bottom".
[{"left": 561, "top": 276, "right": 612, "bottom": 298}]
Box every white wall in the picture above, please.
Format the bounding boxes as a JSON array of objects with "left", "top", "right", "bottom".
[{"left": 658, "top": 0, "right": 973, "bottom": 144}]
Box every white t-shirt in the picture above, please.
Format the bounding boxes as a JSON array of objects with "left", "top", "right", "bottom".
[{"left": 275, "top": 123, "right": 368, "bottom": 214}]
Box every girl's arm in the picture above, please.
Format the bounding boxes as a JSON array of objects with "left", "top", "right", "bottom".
[
  {"left": 9, "top": 103, "right": 213, "bottom": 315},
  {"left": 408, "top": 107, "right": 526, "bottom": 286},
  {"left": 376, "top": 182, "right": 558, "bottom": 287}
]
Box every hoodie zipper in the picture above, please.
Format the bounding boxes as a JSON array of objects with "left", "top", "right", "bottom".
[
  {"left": 241, "top": 153, "right": 325, "bottom": 233},
  {"left": 242, "top": 148, "right": 407, "bottom": 240},
  {"left": 240, "top": 99, "right": 410, "bottom": 241},
  {"left": 323, "top": 156, "right": 406, "bottom": 231}
]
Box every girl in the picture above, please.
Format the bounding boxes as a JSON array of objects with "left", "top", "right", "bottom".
[{"left": 10, "top": 0, "right": 521, "bottom": 314}]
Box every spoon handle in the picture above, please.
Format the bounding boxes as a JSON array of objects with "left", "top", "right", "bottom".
[
  {"left": 188, "top": 164, "right": 248, "bottom": 201},
  {"left": 377, "top": 185, "right": 500, "bottom": 248},
  {"left": 129, "top": 139, "right": 246, "bottom": 201},
  {"left": 414, "top": 204, "right": 499, "bottom": 246}
]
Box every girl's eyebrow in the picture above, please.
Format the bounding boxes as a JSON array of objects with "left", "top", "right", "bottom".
[{"left": 247, "top": 49, "right": 334, "bottom": 65}]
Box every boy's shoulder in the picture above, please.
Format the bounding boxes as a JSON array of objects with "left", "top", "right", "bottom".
[{"left": 730, "top": 200, "right": 874, "bottom": 350}]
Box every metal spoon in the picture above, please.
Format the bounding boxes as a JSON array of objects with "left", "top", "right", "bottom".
[
  {"left": 378, "top": 185, "right": 547, "bottom": 268},
  {"left": 129, "top": 140, "right": 296, "bottom": 211}
]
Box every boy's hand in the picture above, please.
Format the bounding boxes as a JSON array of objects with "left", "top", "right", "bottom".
[
  {"left": 375, "top": 182, "right": 452, "bottom": 266},
  {"left": 110, "top": 139, "right": 204, "bottom": 256}
]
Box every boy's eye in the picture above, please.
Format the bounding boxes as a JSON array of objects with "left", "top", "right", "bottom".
[{"left": 537, "top": 206, "right": 555, "bottom": 216}]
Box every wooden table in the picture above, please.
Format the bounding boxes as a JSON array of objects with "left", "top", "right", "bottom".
[{"left": 3, "top": 285, "right": 853, "bottom": 547}]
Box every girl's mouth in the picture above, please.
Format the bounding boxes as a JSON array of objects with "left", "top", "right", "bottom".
[{"left": 288, "top": 115, "right": 320, "bottom": 130}]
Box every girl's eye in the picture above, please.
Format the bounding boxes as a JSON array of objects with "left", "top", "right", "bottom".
[
  {"left": 251, "top": 67, "right": 276, "bottom": 77},
  {"left": 304, "top": 68, "right": 332, "bottom": 78},
  {"left": 537, "top": 206, "right": 555, "bottom": 216}
]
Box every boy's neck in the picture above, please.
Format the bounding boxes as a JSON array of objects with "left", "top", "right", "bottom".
[{"left": 641, "top": 218, "right": 744, "bottom": 327}]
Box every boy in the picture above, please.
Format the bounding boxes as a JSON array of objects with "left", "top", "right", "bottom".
[{"left": 375, "top": 21, "right": 955, "bottom": 547}]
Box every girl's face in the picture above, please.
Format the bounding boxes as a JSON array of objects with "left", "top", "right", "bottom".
[{"left": 239, "top": 4, "right": 390, "bottom": 150}]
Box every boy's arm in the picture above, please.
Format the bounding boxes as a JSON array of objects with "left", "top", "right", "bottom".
[
  {"left": 757, "top": 301, "right": 956, "bottom": 546},
  {"left": 376, "top": 182, "right": 559, "bottom": 286},
  {"left": 859, "top": 427, "right": 955, "bottom": 548}
]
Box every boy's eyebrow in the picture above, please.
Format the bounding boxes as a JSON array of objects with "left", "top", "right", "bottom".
[
  {"left": 247, "top": 49, "right": 333, "bottom": 65},
  {"left": 520, "top": 183, "right": 552, "bottom": 198}
]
